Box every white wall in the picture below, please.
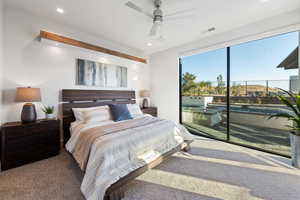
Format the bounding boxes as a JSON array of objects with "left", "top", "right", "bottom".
[
  {"left": 150, "top": 49, "right": 179, "bottom": 122},
  {"left": 149, "top": 9, "right": 300, "bottom": 122},
  {"left": 2, "top": 5, "right": 150, "bottom": 123},
  {"left": 0, "top": 0, "right": 3, "bottom": 124}
]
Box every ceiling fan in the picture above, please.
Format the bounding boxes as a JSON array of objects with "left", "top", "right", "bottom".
[{"left": 125, "top": 0, "right": 195, "bottom": 39}]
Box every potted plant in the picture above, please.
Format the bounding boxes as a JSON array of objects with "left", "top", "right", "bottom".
[
  {"left": 269, "top": 89, "right": 300, "bottom": 168},
  {"left": 42, "top": 105, "right": 55, "bottom": 119}
]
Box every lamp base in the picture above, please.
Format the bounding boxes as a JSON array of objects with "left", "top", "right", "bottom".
[
  {"left": 142, "top": 98, "right": 149, "bottom": 109},
  {"left": 21, "top": 103, "right": 37, "bottom": 123}
]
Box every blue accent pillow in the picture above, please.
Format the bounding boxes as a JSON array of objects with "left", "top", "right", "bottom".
[{"left": 109, "top": 104, "right": 133, "bottom": 122}]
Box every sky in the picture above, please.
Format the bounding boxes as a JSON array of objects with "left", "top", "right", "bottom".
[{"left": 182, "top": 31, "right": 299, "bottom": 88}]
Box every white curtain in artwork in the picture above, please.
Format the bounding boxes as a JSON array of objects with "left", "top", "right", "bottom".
[
  {"left": 116, "top": 66, "right": 127, "bottom": 87},
  {"left": 76, "top": 59, "right": 128, "bottom": 88},
  {"left": 94, "top": 63, "right": 106, "bottom": 87}
]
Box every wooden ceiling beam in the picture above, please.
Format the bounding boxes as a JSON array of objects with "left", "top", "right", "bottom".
[{"left": 40, "top": 30, "right": 147, "bottom": 64}]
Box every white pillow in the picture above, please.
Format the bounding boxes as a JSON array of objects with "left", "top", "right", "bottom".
[
  {"left": 72, "top": 106, "right": 109, "bottom": 121},
  {"left": 82, "top": 106, "right": 112, "bottom": 123},
  {"left": 127, "top": 104, "right": 143, "bottom": 117}
]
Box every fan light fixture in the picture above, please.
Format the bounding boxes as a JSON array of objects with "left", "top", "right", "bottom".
[{"left": 125, "top": 0, "right": 195, "bottom": 40}]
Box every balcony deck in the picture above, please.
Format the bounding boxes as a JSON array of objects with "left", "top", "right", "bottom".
[{"left": 184, "top": 122, "right": 291, "bottom": 156}]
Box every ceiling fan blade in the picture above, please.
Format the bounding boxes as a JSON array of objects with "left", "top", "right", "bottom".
[
  {"left": 164, "top": 14, "right": 194, "bottom": 22},
  {"left": 125, "top": 1, "right": 153, "bottom": 19},
  {"left": 149, "top": 24, "right": 158, "bottom": 36},
  {"left": 149, "top": 22, "right": 162, "bottom": 37},
  {"left": 164, "top": 8, "right": 195, "bottom": 18}
]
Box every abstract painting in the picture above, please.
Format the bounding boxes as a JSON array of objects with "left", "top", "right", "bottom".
[{"left": 76, "top": 59, "right": 127, "bottom": 87}]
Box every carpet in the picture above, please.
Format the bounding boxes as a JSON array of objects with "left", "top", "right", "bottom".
[{"left": 1, "top": 137, "right": 300, "bottom": 200}]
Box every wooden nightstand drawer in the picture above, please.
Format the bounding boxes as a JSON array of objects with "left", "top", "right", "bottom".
[
  {"left": 1, "top": 119, "right": 60, "bottom": 171},
  {"left": 4, "top": 147, "right": 59, "bottom": 170},
  {"left": 141, "top": 107, "right": 157, "bottom": 117},
  {"left": 4, "top": 121, "right": 59, "bottom": 139},
  {"left": 6, "top": 145, "right": 59, "bottom": 160},
  {"left": 6, "top": 132, "right": 59, "bottom": 150}
]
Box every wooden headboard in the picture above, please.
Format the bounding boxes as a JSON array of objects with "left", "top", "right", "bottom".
[{"left": 61, "top": 89, "right": 136, "bottom": 144}]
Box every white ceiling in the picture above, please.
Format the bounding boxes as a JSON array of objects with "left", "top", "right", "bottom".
[{"left": 5, "top": 0, "right": 300, "bottom": 55}]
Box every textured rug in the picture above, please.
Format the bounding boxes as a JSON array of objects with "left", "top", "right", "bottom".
[{"left": 1, "top": 137, "right": 300, "bottom": 200}]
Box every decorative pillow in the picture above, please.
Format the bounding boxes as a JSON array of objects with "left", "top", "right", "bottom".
[
  {"left": 82, "top": 106, "right": 112, "bottom": 123},
  {"left": 127, "top": 104, "right": 143, "bottom": 117},
  {"left": 72, "top": 106, "right": 109, "bottom": 121},
  {"left": 109, "top": 104, "right": 133, "bottom": 122}
]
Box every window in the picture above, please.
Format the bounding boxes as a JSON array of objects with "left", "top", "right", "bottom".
[{"left": 180, "top": 31, "right": 299, "bottom": 156}]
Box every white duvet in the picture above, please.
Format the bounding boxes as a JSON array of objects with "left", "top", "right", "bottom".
[{"left": 66, "top": 115, "right": 193, "bottom": 200}]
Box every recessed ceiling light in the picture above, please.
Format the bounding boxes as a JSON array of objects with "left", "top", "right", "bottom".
[
  {"left": 260, "top": 0, "right": 269, "bottom": 2},
  {"left": 55, "top": 43, "right": 59, "bottom": 46},
  {"left": 147, "top": 42, "right": 152, "bottom": 46},
  {"left": 56, "top": 8, "right": 64, "bottom": 14}
]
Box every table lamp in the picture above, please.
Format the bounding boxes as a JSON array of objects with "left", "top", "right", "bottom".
[
  {"left": 140, "top": 90, "right": 150, "bottom": 109},
  {"left": 15, "top": 87, "right": 41, "bottom": 123}
]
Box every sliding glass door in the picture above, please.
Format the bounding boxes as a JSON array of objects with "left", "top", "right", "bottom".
[
  {"left": 229, "top": 32, "right": 298, "bottom": 156},
  {"left": 181, "top": 31, "right": 299, "bottom": 156},
  {"left": 181, "top": 48, "right": 228, "bottom": 140}
]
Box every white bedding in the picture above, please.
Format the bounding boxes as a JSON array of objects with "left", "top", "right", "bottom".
[{"left": 66, "top": 115, "right": 193, "bottom": 200}]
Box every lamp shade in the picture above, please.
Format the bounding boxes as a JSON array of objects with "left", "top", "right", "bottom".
[
  {"left": 140, "top": 90, "right": 150, "bottom": 98},
  {"left": 15, "top": 87, "right": 41, "bottom": 102}
]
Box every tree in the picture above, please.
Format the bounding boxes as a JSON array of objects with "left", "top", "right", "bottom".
[
  {"left": 198, "top": 81, "right": 212, "bottom": 88},
  {"left": 182, "top": 72, "right": 197, "bottom": 95},
  {"left": 196, "top": 81, "right": 212, "bottom": 95},
  {"left": 217, "top": 75, "right": 225, "bottom": 87},
  {"left": 216, "top": 74, "right": 225, "bottom": 95}
]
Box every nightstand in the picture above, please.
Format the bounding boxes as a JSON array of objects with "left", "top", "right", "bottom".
[
  {"left": 0, "top": 119, "right": 60, "bottom": 171},
  {"left": 141, "top": 107, "right": 157, "bottom": 117}
]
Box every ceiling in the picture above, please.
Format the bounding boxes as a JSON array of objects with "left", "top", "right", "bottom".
[{"left": 5, "top": 0, "right": 300, "bottom": 55}]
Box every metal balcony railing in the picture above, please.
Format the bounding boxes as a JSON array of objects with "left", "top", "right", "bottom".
[{"left": 183, "top": 79, "right": 293, "bottom": 97}]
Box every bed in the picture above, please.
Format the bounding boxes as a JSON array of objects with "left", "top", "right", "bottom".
[{"left": 61, "top": 89, "right": 193, "bottom": 200}]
